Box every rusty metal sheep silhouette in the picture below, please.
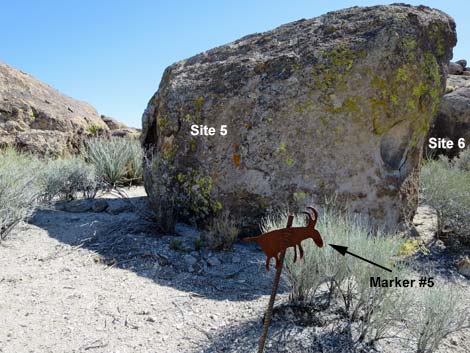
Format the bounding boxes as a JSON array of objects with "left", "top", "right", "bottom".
[{"left": 243, "top": 206, "right": 324, "bottom": 271}]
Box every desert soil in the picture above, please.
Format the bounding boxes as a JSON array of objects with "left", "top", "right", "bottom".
[{"left": 0, "top": 187, "right": 469, "bottom": 353}]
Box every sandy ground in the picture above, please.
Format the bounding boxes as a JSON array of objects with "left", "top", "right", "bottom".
[
  {"left": 0, "top": 188, "right": 279, "bottom": 353},
  {"left": 0, "top": 188, "right": 469, "bottom": 353}
]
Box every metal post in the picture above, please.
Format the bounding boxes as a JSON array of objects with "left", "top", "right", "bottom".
[{"left": 257, "top": 215, "right": 293, "bottom": 353}]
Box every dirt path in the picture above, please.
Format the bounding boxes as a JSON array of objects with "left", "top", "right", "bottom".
[{"left": 0, "top": 190, "right": 279, "bottom": 353}]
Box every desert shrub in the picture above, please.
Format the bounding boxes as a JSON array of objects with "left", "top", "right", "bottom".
[
  {"left": 0, "top": 148, "right": 42, "bottom": 240},
  {"left": 262, "top": 208, "right": 409, "bottom": 345},
  {"left": 87, "top": 124, "right": 102, "bottom": 136},
  {"left": 202, "top": 210, "right": 239, "bottom": 250},
  {"left": 420, "top": 156, "right": 470, "bottom": 244},
  {"left": 409, "top": 284, "right": 469, "bottom": 353},
  {"left": 82, "top": 137, "right": 143, "bottom": 187},
  {"left": 39, "top": 156, "right": 99, "bottom": 201},
  {"left": 453, "top": 147, "right": 470, "bottom": 171}
]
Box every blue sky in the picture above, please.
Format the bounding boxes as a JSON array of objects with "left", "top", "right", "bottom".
[{"left": 2, "top": 1, "right": 469, "bottom": 128}]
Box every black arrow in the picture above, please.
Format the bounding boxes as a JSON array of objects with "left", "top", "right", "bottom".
[{"left": 328, "top": 244, "right": 392, "bottom": 272}]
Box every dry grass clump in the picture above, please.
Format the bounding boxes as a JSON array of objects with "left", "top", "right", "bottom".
[{"left": 202, "top": 210, "right": 239, "bottom": 250}]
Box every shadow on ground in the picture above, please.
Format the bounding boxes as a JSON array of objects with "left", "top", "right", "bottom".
[
  {"left": 409, "top": 239, "right": 470, "bottom": 280},
  {"left": 29, "top": 195, "right": 287, "bottom": 302},
  {"left": 193, "top": 313, "right": 361, "bottom": 353}
]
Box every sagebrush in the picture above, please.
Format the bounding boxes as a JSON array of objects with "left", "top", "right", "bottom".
[
  {"left": 262, "top": 208, "right": 407, "bottom": 345},
  {"left": 0, "top": 148, "right": 42, "bottom": 240},
  {"left": 410, "top": 284, "right": 469, "bottom": 353},
  {"left": 420, "top": 154, "right": 470, "bottom": 245},
  {"left": 39, "top": 157, "right": 99, "bottom": 201},
  {"left": 453, "top": 147, "right": 470, "bottom": 171}
]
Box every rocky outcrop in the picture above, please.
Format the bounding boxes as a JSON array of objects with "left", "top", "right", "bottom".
[
  {"left": 427, "top": 60, "right": 470, "bottom": 158},
  {"left": 142, "top": 4, "right": 456, "bottom": 233},
  {"left": 0, "top": 61, "right": 108, "bottom": 156},
  {"left": 101, "top": 114, "right": 140, "bottom": 139},
  {"left": 449, "top": 61, "right": 464, "bottom": 75},
  {"left": 101, "top": 115, "right": 126, "bottom": 130}
]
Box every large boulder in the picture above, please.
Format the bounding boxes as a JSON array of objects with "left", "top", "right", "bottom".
[
  {"left": 0, "top": 61, "right": 108, "bottom": 156},
  {"left": 427, "top": 73, "right": 470, "bottom": 158},
  {"left": 142, "top": 4, "right": 456, "bottom": 233}
]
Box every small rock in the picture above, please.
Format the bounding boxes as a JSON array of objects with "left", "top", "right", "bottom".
[
  {"left": 455, "top": 256, "right": 470, "bottom": 278},
  {"left": 434, "top": 239, "right": 446, "bottom": 250},
  {"left": 157, "top": 254, "right": 171, "bottom": 266},
  {"left": 449, "top": 62, "right": 464, "bottom": 75},
  {"left": 175, "top": 223, "right": 201, "bottom": 238},
  {"left": 207, "top": 256, "right": 222, "bottom": 267},
  {"left": 462, "top": 71, "right": 470, "bottom": 76},
  {"left": 146, "top": 316, "right": 156, "bottom": 323},
  {"left": 183, "top": 254, "right": 198, "bottom": 267},
  {"left": 92, "top": 199, "right": 108, "bottom": 212},
  {"left": 106, "top": 200, "right": 133, "bottom": 214},
  {"left": 189, "top": 263, "right": 203, "bottom": 273},
  {"left": 456, "top": 59, "right": 467, "bottom": 68},
  {"left": 56, "top": 199, "right": 93, "bottom": 213}
]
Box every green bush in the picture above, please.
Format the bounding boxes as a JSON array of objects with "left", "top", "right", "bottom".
[
  {"left": 87, "top": 124, "right": 102, "bottom": 136},
  {"left": 0, "top": 148, "right": 42, "bottom": 240},
  {"left": 420, "top": 156, "right": 470, "bottom": 245},
  {"left": 39, "top": 156, "right": 99, "bottom": 201},
  {"left": 82, "top": 138, "right": 143, "bottom": 187}
]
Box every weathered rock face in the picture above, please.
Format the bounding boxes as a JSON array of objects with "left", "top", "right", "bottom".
[
  {"left": 142, "top": 4, "right": 456, "bottom": 233},
  {"left": 101, "top": 115, "right": 126, "bottom": 130},
  {"left": 427, "top": 63, "right": 470, "bottom": 158},
  {"left": 0, "top": 61, "right": 108, "bottom": 156}
]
